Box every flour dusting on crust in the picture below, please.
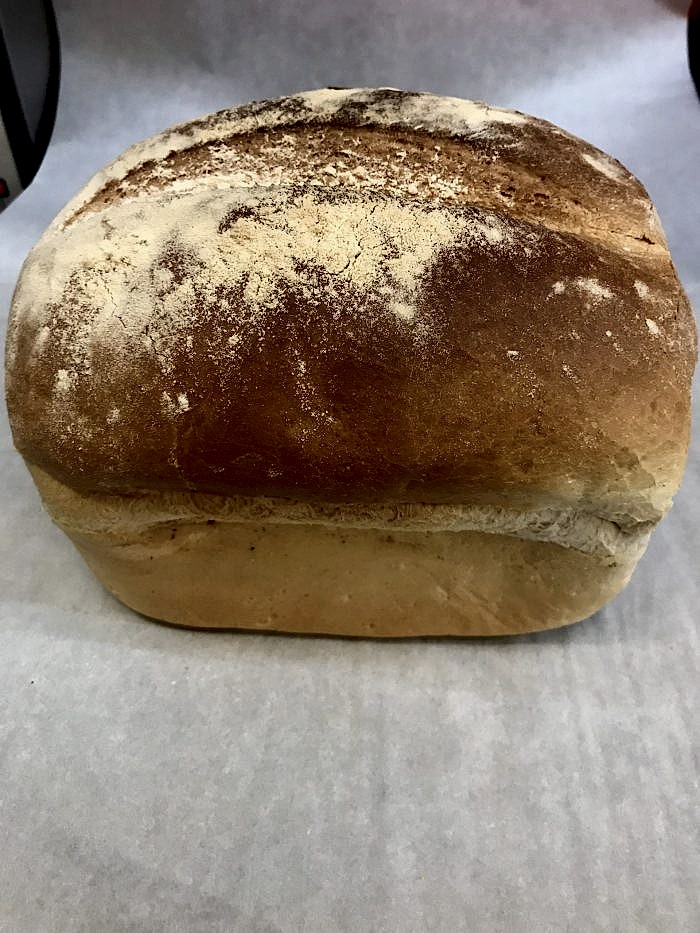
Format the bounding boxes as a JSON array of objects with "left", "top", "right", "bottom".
[{"left": 13, "top": 187, "right": 517, "bottom": 397}]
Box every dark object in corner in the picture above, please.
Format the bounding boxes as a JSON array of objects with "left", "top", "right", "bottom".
[
  {"left": 0, "top": 0, "right": 60, "bottom": 212},
  {"left": 690, "top": 1, "right": 700, "bottom": 97}
]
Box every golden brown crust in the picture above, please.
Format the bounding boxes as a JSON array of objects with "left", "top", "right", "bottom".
[
  {"left": 72, "top": 523, "right": 638, "bottom": 637},
  {"left": 5, "top": 89, "right": 697, "bottom": 527}
]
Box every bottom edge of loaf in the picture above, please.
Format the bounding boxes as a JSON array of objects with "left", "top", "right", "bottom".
[{"left": 29, "top": 466, "right": 643, "bottom": 637}]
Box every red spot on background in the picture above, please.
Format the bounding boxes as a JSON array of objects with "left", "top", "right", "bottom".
[{"left": 0, "top": 178, "right": 9, "bottom": 198}]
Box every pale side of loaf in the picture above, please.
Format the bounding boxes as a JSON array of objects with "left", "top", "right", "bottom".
[{"left": 5, "top": 88, "right": 697, "bottom": 636}]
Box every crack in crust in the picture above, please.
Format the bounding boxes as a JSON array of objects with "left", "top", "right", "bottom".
[{"left": 28, "top": 465, "right": 653, "bottom": 562}]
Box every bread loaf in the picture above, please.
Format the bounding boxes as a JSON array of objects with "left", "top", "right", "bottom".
[{"left": 5, "top": 88, "right": 697, "bottom": 636}]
